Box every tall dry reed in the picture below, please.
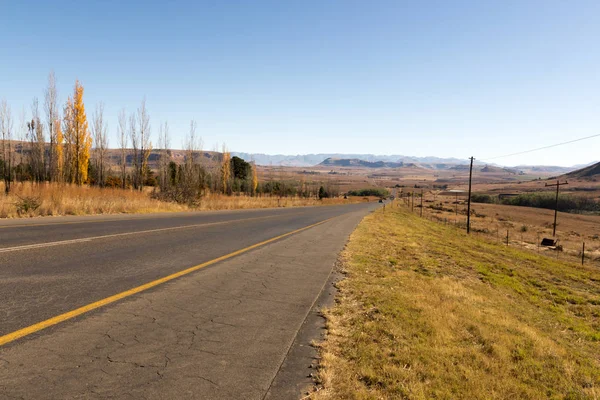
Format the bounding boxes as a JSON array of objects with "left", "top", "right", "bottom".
[{"left": 0, "top": 182, "right": 369, "bottom": 218}]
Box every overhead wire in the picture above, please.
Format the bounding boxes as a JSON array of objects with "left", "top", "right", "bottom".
[{"left": 479, "top": 133, "right": 600, "bottom": 162}]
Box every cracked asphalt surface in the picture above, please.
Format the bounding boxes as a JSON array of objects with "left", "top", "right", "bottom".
[{"left": 0, "top": 203, "right": 377, "bottom": 399}]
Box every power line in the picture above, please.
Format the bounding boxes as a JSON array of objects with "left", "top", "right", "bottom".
[{"left": 480, "top": 133, "right": 600, "bottom": 162}]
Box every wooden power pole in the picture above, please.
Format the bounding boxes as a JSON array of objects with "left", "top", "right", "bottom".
[
  {"left": 545, "top": 180, "right": 568, "bottom": 237},
  {"left": 466, "top": 157, "right": 474, "bottom": 234}
]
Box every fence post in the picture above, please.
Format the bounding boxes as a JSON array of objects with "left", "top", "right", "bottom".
[
  {"left": 582, "top": 242, "right": 585, "bottom": 266},
  {"left": 506, "top": 230, "right": 509, "bottom": 246}
]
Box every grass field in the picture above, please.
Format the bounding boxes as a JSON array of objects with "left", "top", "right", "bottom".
[
  {"left": 312, "top": 204, "right": 600, "bottom": 399},
  {"left": 0, "top": 182, "right": 369, "bottom": 218},
  {"left": 419, "top": 195, "right": 600, "bottom": 266}
]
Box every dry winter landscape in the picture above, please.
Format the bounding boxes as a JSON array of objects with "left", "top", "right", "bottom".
[{"left": 2, "top": 2, "right": 600, "bottom": 399}]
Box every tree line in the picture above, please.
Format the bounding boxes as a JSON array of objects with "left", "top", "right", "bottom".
[
  {"left": 1, "top": 75, "right": 93, "bottom": 193},
  {"left": 0, "top": 72, "right": 260, "bottom": 200},
  {"left": 471, "top": 192, "right": 600, "bottom": 213},
  {"left": 1, "top": 72, "right": 340, "bottom": 203}
]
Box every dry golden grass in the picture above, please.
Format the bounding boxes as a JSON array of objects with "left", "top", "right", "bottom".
[
  {"left": 421, "top": 195, "right": 600, "bottom": 266},
  {"left": 0, "top": 182, "right": 371, "bottom": 218},
  {"left": 0, "top": 182, "right": 189, "bottom": 217},
  {"left": 312, "top": 204, "right": 600, "bottom": 399},
  {"left": 189, "top": 192, "right": 368, "bottom": 211}
]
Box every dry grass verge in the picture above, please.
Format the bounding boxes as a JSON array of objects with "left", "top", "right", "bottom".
[
  {"left": 0, "top": 182, "right": 187, "bottom": 217},
  {"left": 0, "top": 182, "right": 371, "bottom": 218},
  {"left": 312, "top": 205, "right": 600, "bottom": 399}
]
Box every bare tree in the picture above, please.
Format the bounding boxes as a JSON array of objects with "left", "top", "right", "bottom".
[
  {"left": 44, "top": 71, "right": 58, "bottom": 181},
  {"left": 62, "top": 99, "right": 74, "bottom": 182},
  {"left": 91, "top": 103, "right": 108, "bottom": 186},
  {"left": 28, "top": 98, "right": 45, "bottom": 182},
  {"left": 129, "top": 112, "right": 139, "bottom": 189},
  {"left": 169, "top": 120, "right": 205, "bottom": 203},
  {"left": 221, "top": 144, "right": 231, "bottom": 195},
  {"left": 118, "top": 109, "right": 128, "bottom": 189},
  {"left": 210, "top": 142, "right": 222, "bottom": 193},
  {"left": 1, "top": 100, "right": 14, "bottom": 194},
  {"left": 158, "top": 121, "right": 171, "bottom": 190},
  {"left": 137, "top": 99, "right": 151, "bottom": 191},
  {"left": 17, "top": 107, "right": 26, "bottom": 181},
  {"left": 185, "top": 120, "right": 201, "bottom": 186},
  {"left": 185, "top": 120, "right": 201, "bottom": 169}
]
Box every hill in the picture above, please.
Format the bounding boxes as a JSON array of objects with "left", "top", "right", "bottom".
[
  {"left": 319, "top": 158, "right": 405, "bottom": 168},
  {"left": 565, "top": 161, "right": 600, "bottom": 179},
  {"left": 103, "top": 149, "right": 222, "bottom": 169},
  {"left": 514, "top": 165, "right": 577, "bottom": 174}
]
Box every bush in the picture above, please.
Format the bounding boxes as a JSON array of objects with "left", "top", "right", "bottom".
[
  {"left": 318, "top": 186, "right": 329, "bottom": 199},
  {"left": 15, "top": 195, "right": 41, "bottom": 216},
  {"left": 470, "top": 193, "right": 496, "bottom": 204},
  {"left": 520, "top": 225, "right": 528, "bottom": 232},
  {"left": 347, "top": 188, "right": 390, "bottom": 198}
]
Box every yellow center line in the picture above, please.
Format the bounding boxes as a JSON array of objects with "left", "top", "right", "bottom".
[{"left": 0, "top": 216, "right": 337, "bottom": 347}]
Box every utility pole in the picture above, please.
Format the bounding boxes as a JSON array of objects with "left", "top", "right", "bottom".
[
  {"left": 545, "top": 180, "right": 568, "bottom": 236},
  {"left": 420, "top": 188, "right": 423, "bottom": 217},
  {"left": 466, "top": 157, "right": 474, "bottom": 234}
]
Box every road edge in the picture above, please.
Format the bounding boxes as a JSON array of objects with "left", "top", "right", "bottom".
[{"left": 263, "top": 258, "right": 343, "bottom": 400}]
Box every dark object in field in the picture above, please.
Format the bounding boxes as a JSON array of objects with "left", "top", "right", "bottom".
[
  {"left": 541, "top": 238, "right": 557, "bottom": 247},
  {"left": 379, "top": 199, "right": 384, "bottom": 203}
]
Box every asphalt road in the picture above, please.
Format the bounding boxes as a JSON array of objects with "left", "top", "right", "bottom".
[{"left": 0, "top": 202, "right": 378, "bottom": 399}]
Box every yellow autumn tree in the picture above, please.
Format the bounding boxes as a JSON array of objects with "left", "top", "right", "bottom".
[
  {"left": 251, "top": 162, "right": 258, "bottom": 195},
  {"left": 63, "top": 80, "right": 91, "bottom": 185},
  {"left": 221, "top": 146, "right": 231, "bottom": 194}
]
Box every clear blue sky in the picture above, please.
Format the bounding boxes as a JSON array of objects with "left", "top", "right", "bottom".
[{"left": 1, "top": 0, "right": 599, "bottom": 166}]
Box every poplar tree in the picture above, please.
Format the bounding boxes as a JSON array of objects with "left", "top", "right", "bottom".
[
  {"left": 44, "top": 71, "right": 59, "bottom": 181},
  {"left": 64, "top": 80, "right": 91, "bottom": 185},
  {"left": 91, "top": 103, "right": 108, "bottom": 186},
  {"left": 251, "top": 162, "right": 258, "bottom": 195},
  {"left": 221, "top": 145, "right": 231, "bottom": 194}
]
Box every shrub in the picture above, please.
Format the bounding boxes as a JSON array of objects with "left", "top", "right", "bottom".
[
  {"left": 15, "top": 195, "right": 41, "bottom": 216},
  {"left": 470, "top": 193, "right": 496, "bottom": 204},
  {"left": 347, "top": 188, "right": 390, "bottom": 197}
]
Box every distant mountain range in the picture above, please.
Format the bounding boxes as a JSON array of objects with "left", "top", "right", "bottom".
[
  {"left": 232, "top": 152, "right": 594, "bottom": 175},
  {"left": 233, "top": 152, "right": 593, "bottom": 174},
  {"left": 232, "top": 153, "right": 474, "bottom": 167}
]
